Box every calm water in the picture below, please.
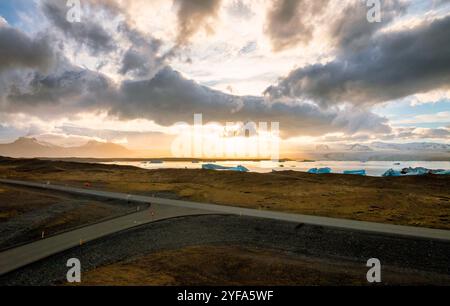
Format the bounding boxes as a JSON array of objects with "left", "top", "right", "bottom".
[{"left": 103, "top": 160, "right": 450, "bottom": 177}]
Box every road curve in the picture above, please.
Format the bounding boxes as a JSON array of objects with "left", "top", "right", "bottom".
[
  {"left": 2, "top": 179, "right": 450, "bottom": 241},
  {"left": 0, "top": 200, "right": 215, "bottom": 276},
  {"left": 1, "top": 178, "right": 450, "bottom": 276}
]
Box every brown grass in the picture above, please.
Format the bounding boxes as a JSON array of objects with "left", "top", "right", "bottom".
[
  {"left": 0, "top": 183, "right": 132, "bottom": 248},
  {"left": 1, "top": 158, "right": 449, "bottom": 229},
  {"left": 77, "top": 245, "right": 450, "bottom": 286},
  {"left": 0, "top": 186, "right": 56, "bottom": 222}
]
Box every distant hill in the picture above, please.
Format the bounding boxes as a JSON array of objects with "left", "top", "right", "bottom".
[
  {"left": 0, "top": 137, "right": 135, "bottom": 158},
  {"left": 315, "top": 144, "right": 331, "bottom": 151},
  {"left": 345, "top": 144, "right": 373, "bottom": 152},
  {"left": 307, "top": 141, "right": 450, "bottom": 161},
  {"left": 371, "top": 142, "right": 450, "bottom": 151}
]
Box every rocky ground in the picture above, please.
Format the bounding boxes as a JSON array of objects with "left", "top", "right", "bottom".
[{"left": 1, "top": 215, "right": 449, "bottom": 286}]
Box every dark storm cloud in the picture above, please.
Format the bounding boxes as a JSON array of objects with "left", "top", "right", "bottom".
[
  {"left": 331, "top": 0, "right": 407, "bottom": 52},
  {"left": 41, "top": 0, "right": 166, "bottom": 78},
  {"left": 264, "top": 0, "right": 329, "bottom": 52},
  {"left": 0, "top": 0, "right": 391, "bottom": 139},
  {"left": 117, "top": 22, "right": 165, "bottom": 78},
  {"left": 0, "top": 26, "right": 54, "bottom": 72},
  {"left": 1, "top": 55, "right": 390, "bottom": 137},
  {"left": 119, "top": 49, "right": 154, "bottom": 77},
  {"left": 175, "top": 0, "right": 223, "bottom": 45},
  {"left": 108, "top": 67, "right": 390, "bottom": 137},
  {"left": 5, "top": 63, "right": 113, "bottom": 114},
  {"left": 41, "top": 0, "right": 116, "bottom": 55},
  {"left": 265, "top": 16, "right": 450, "bottom": 107}
]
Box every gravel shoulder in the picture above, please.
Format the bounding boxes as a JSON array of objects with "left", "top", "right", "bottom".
[{"left": 1, "top": 215, "right": 449, "bottom": 286}]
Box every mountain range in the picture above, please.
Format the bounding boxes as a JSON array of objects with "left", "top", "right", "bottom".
[
  {"left": 312, "top": 142, "right": 450, "bottom": 161},
  {"left": 314, "top": 142, "right": 450, "bottom": 152},
  {"left": 0, "top": 137, "right": 134, "bottom": 158},
  {"left": 0, "top": 137, "right": 449, "bottom": 160},
  {"left": 370, "top": 142, "right": 450, "bottom": 151}
]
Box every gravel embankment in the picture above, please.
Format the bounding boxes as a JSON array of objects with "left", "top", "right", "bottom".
[{"left": 1, "top": 214, "right": 449, "bottom": 285}]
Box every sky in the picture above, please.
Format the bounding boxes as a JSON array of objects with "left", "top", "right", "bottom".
[{"left": 0, "top": 0, "right": 449, "bottom": 158}]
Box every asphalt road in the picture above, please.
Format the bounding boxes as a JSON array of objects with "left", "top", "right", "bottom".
[
  {"left": 1, "top": 178, "right": 450, "bottom": 276},
  {"left": 0, "top": 201, "right": 214, "bottom": 276}
]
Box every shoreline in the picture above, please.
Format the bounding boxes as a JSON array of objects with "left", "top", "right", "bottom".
[{"left": 24, "top": 157, "right": 450, "bottom": 163}]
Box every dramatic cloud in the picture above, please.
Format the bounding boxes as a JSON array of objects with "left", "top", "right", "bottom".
[
  {"left": 41, "top": 0, "right": 167, "bottom": 79},
  {"left": 264, "top": 0, "right": 329, "bottom": 52},
  {"left": 41, "top": 0, "right": 116, "bottom": 55},
  {"left": 331, "top": 0, "right": 407, "bottom": 52},
  {"left": 117, "top": 23, "right": 164, "bottom": 79},
  {"left": 1, "top": 0, "right": 448, "bottom": 150},
  {"left": 0, "top": 26, "right": 54, "bottom": 72},
  {"left": 3, "top": 61, "right": 113, "bottom": 115},
  {"left": 108, "top": 67, "right": 390, "bottom": 137},
  {"left": 1, "top": 58, "right": 390, "bottom": 138},
  {"left": 265, "top": 16, "right": 450, "bottom": 107},
  {"left": 175, "top": 0, "right": 223, "bottom": 45}
]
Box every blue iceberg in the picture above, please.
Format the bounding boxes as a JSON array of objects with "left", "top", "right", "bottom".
[
  {"left": 343, "top": 170, "right": 366, "bottom": 176},
  {"left": 202, "top": 164, "right": 249, "bottom": 172},
  {"left": 307, "top": 167, "right": 332, "bottom": 174},
  {"left": 383, "top": 167, "right": 450, "bottom": 177},
  {"left": 382, "top": 169, "right": 402, "bottom": 177},
  {"left": 402, "top": 167, "right": 430, "bottom": 175},
  {"left": 436, "top": 170, "right": 450, "bottom": 175}
]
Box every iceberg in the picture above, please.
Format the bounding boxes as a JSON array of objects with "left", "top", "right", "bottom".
[
  {"left": 383, "top": 167, "right": 450, "bottom": 177},
  {"left": 401, "top": 167, "right": 430, "bottom": 175},
  {"left": 307, "top": 167, "right": 332, "bottom": 174},
  {"left": 202, "top": 164, "right": 249, "bottom": 172},
  {"left": 343, "top": 170, "right": 366, "bottom": 176},
  {"left": 149, "top": 160, "right": 164, "bottom": 164},
  {"left": 436, "top": 170, "right": 450, "bottom": 175},
  {"left": 382, "top": 169, "right": 402, "bottom": 177}
]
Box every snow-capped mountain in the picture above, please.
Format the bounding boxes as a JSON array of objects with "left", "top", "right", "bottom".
[
  {"left": 371, "top": 142, "right": 450, "bottom": 151},
  {"left": 345, "top": 144, "right": 373, "bottom": 152}
]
